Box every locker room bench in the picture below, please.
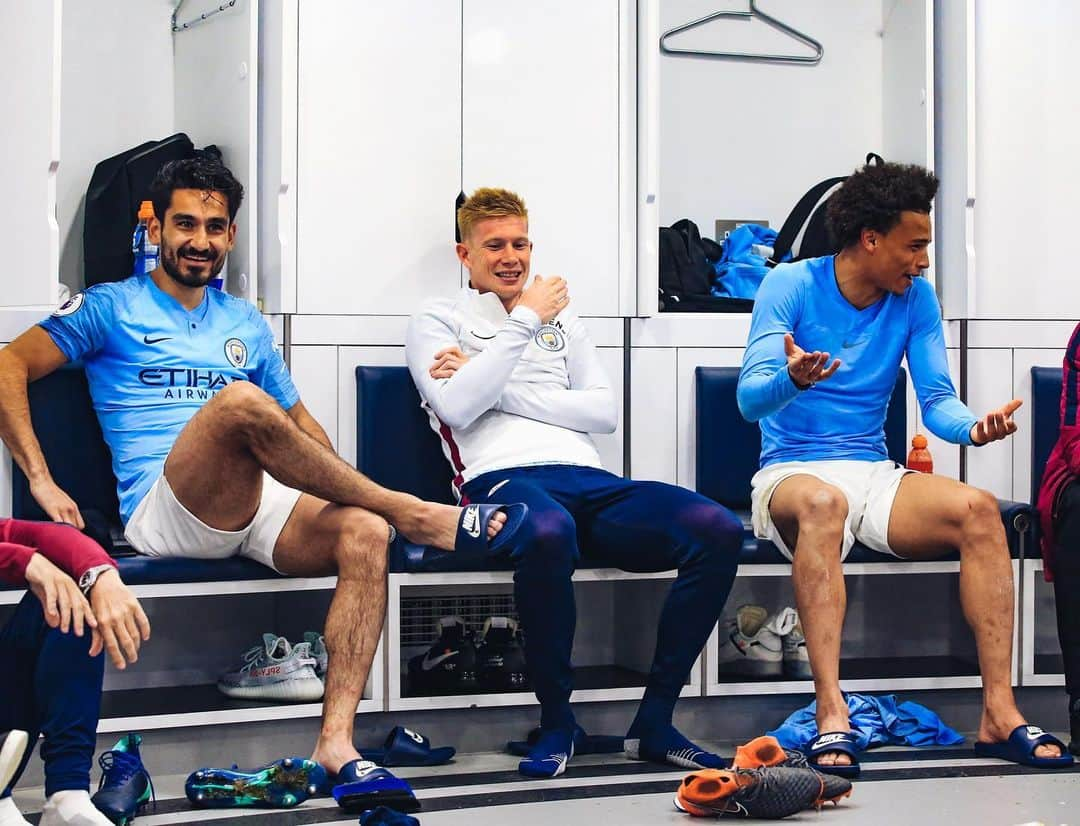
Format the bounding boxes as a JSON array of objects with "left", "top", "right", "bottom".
[
  {"left": 1020, "top": 365, "right": 1065, "bottom": 685},
  {"left": 3, "top": 365, "right": 383, "bottom": 728},
  {"left": 692, "top": 366, "right": 1030, "bottom": 696}
]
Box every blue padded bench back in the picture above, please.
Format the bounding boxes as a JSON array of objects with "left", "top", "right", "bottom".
[
  {"left": 1031, "top": 366, "right": 1063, "bottom": 505},
  {"left": 5, "top": 364, "right": 277, "bottom": 586},
  {"left": 12, "top": 365, "right": 121, "bottom": 525},
  {"left": 355, "top": 366, "right": 455, "bottom": 506},
  {"left": 695, "top": 366, "right": 908, "bottom": 509}
]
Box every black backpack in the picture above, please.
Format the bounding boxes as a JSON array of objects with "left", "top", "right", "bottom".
[
  {"left": 768, "top": 152, "right": 884, "bottom": 267},
  {"left": 659, "top": 218, "right": 752, "bottom": 312},
  {"left": 83, "top": 133, "right": 197, "bottom": 286}
]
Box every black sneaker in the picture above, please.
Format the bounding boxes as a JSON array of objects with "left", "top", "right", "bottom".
[
  {"left": 675, "top": 767, "right": 823, "bottom": 819},
  {"left": 732, "top": 735, "right": 852, "bottom": 805},
  {"left": 407, "top": 616, "right": 478, "bottom": 695},
  {"left": 476, "top": 616, "right": 528, "bottom": 692}
]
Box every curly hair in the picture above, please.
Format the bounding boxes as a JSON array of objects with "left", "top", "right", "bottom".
[
  {"left": 149, "top": 153, "right": 245, "bottom": 223},
  {"left": 457, "top": 187, "right": 528, "bottom": 241},
  {"left": 826, "top": 162, "right": 938, "bottom": 250}
]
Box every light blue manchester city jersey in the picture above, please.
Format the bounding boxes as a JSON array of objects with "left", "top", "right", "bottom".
[{"left": 39, "top": 275, "right": 299, "bottom": 523}]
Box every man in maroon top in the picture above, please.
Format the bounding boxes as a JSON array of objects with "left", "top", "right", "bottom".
[
  {"left": 1037, "top": 322, "right": 1080, "bottom": 757},
  {"left": 0, "top": 518, "right": 149, "bottom": 826}
]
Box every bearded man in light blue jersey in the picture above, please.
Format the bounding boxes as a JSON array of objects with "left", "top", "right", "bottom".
[
  {"left": 738, "top": 161, "right": 1069, "bottom": 774},
  {"left": 0, "top": 156, "right": 514, "bottom": 810}
]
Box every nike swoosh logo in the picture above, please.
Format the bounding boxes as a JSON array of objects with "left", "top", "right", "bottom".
[
  {"left": 470, "top": 330, "right": 496, "bottom": 340},
  {"left": 144, "top": 335, "right": 172, "bottom": 344},
  {"left": 421, "top": 650, "right": 459, "bottom": 671}
]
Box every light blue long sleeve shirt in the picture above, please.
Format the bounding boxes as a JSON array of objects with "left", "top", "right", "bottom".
[{"left": 737, "top": 256, "right": 976, "bottom": 468}]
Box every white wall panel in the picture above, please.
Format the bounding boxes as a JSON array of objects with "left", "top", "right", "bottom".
[
  {"left": 933, "top": 0, "right": 976, "bottom": 318},
  {"left": 882, "top": 0, "right": 933, "bottom": 168},
  {"left": 675, "top": 348, "right": 744, "bottom": 491},
  {"left": 258, "top": 0, "right": 298, "bottom": 313},
  {"left": 973, "top": 3, "right": 1080, "bottom": 320},
  {"left": 462, "top": 0, "right": 620, "bottom": 316},
  {"left": 290, "top": 345, "right": 338, "bottom": 451},
  {"left": 631, "top": 348, "right": 677, "bottom": 484},
  {"left": 1013, "top": 348, "right": 1065, "bottom": 505},
  {"left": 297, "top": 2, "right": 461, "bottom": 315},
  {"left": 1, "top": 0, "right": 61, "bottom": 307},
  {"left": 593, "top": 348, "right": 625, "bottom": 476},
  {"left": 173, "top": 0, "right": 259, "bottom": 304},
  {"left": 905, "top": 348, "right": 961, "bottom": 482},
  {"left": 965, "top": 348, "right": 1013, "bottom": 498}
]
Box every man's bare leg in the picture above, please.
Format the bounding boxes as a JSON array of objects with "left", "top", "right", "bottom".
[
  {"left": 270, "top": 494, "right": 388, "bottom": 773},
  {"left": 888, "top": 473, "right": 1061, "bottom": 758},
  {"left": 163, "top": 381, "right": 504, "bottom": 546},
  {"left": 769, "top": 475, "right": 852, "bottom": 767}
]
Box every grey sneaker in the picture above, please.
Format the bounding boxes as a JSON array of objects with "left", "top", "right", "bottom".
[
  {"left": 303, "top": 632, "right": 329, "bottom": 680},
  {"left": 217, "top": 634, "right": 324, "bottom": 701}
]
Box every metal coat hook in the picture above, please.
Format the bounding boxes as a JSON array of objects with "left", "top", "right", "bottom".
[
  {"left": 660, "top": 0, "right": 824, "bottom": 65},
  {"left": 172, "top": 0, "right": 239, "bottom": 33}
]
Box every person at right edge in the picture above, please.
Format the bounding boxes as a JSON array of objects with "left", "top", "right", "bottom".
[
  {"left": 738, "top": 161, "right": 1071, "bottom": 776},
  {"left": 1036, "top": 322, "right": 1080, "bottom": 758}
]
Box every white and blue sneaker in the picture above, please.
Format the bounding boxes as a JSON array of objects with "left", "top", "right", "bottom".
[
  {"left": 716, "top": 605, "right": 797, "bottom": 678},
  {"left": 303, "top": 632, "right": 329, "bottom": 680},
  {"left": 217, "top": 634, "right": 324, "bottom": 702}
]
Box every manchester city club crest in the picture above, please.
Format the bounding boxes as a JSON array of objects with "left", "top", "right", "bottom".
[
  {"left": 534, "top": 324, "right": 566, "bottom": 352},
  {"left": 51, "top": 293, "right": 84, "bottom": 317},
  {"left": 224, "top": 338, "right": 248, "bottom": 368}
]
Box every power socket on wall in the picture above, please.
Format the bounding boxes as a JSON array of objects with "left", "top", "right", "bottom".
[{"left": 715, "top": 219, "right": 769, "bottom": 242}]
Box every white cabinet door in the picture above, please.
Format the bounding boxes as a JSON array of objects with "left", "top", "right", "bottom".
[
  {"left": 462, "top": 0, "right": 621, "bottom": 317},
  {"left": 296, "top": 2, "right": 462, "bottom": 315},
  {"left": 1, "top": 0, "right": 61, "bottom": 307},
  {"left": 174, "top": 0, "right": 260, "bottom": 305}
]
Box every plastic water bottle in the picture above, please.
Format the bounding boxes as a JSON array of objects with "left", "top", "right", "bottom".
[
  {"left": 131, "top": 200, "right": 158, "bottom": 276},
  {"left": 906, "top": 434, "right": 934, "bottom": 473}
]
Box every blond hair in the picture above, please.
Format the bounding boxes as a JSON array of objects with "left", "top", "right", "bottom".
[{"left": 457, "top": 188, "right": 528, "bottom": 241}]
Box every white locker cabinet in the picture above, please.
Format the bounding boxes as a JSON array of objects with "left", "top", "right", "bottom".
[
  {"left": 461, "top": 0, "right": 622, "bottom": 317},
  {"left": 290, "top": 1, "right": 626, "bottom": 318},
  {"left": 296, "top": 2, "right": 463, "bottom": 315},
  {"left": 2, "top": 0, "right": 61, "bottom": 308}
]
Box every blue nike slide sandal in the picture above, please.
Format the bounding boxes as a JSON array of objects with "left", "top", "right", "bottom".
[
  {"left": 506, "top": 726, "right": 624, "bottom": 757},
  {"left": 361, "top": 726, "right": 455, "bottom": 767},
  {"left": 974, "top": 724, "right": 1074, "bottom": 768},
  {"left": 331, "top": 760, "right": 420, "bottom": 814},
  {"left": 804, "top": 731, "right": 861, "bottom": 778},
  {"left": 456, "top": 503, "right": 529, "bottom": 556},
  {"left": 360, "top": 806, "right": 420, "bottom": 826}
]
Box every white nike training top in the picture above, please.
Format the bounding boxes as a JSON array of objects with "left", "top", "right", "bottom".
[{"left": 406, "top": 286, "right": 617, "bottom": 499}]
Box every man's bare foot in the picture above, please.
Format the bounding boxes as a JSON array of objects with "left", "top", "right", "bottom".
[
  {"left": 813, "top": 709, "right": 853, "bottom": 767},
  {"left": 397, "top": 502, "right": 507, "bottom": 551},
  {"left": 979, "top": 709, "right": 1062, "bottom": 759},
  {"left": 312, "top": 740, "right": 364, "bottom": 776}
]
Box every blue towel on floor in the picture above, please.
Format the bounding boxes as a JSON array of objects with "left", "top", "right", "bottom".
[{"left": 767, "top": 693, "right": 965, "bottom": 750}]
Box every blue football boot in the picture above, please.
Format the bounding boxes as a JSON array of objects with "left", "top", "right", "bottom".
[
  {"left": 91, "top": 734, "right": 154, "bottom": 825},
  {"left": 185, "top": 757, "right": 327, "bottom": 807},
  {"left": 331, "top": 759, "right": 420, "bottom": 813}
]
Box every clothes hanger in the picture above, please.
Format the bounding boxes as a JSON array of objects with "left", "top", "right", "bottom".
[{"left": 660, "top": 0, "right": 823, "bottom": 65}]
